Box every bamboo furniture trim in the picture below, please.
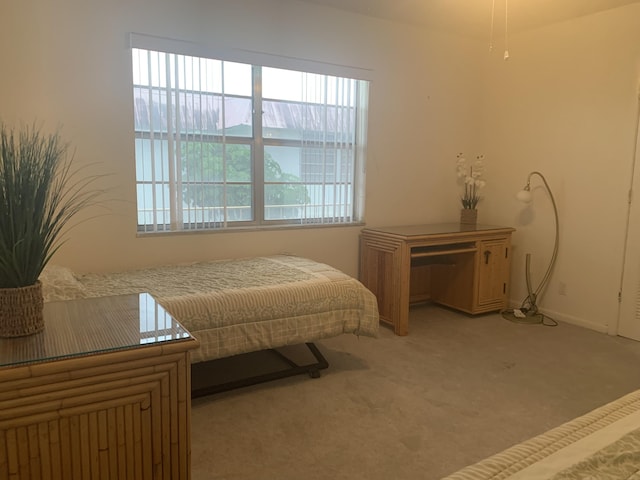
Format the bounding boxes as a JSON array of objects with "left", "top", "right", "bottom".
[
  {"left": 360, "top": 223, "right": 515, "bottom": 335},
  {"left": 0, "top": 294, "right": 198, "bottom": 480}
]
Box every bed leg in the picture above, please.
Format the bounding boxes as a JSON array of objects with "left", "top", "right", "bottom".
[
  {"left": 305, "top": 342, "right": 329, "bottom": 376},
  {"left": 191, "top": 342, "right": 329, "bottom": 397}
]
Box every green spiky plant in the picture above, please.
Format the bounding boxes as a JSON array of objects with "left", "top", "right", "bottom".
[{"left": 0, "top": 123, "right": 102, "bottom": 289}]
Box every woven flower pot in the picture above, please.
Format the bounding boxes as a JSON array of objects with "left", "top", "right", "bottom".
[
  {"left": 0, "top": 281, "right": 45, "bottom": 337},
  {"left": 460, "top": 208, "right": 478, "bottom": 227}
]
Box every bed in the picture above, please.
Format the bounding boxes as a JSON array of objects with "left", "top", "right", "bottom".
[
  {"left": 442, "top": 388, "right": 640, "bottom": 480},
  {"left": 40, "top": 254, "right": 379, "bottom": 394}
]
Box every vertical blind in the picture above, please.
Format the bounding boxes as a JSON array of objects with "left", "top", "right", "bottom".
[{"left": 131, "top": 37, "right": 369, "bottom": 233}]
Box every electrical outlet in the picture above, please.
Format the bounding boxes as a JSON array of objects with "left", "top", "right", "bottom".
[{"left": 558, "top": 281, "right": 567, "bottom": 296}]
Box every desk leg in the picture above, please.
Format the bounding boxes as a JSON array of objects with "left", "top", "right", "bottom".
[
  {"left": 360, "top": 236, "right": 409, "bottom": 335},
  {"left": 393, "top": 244, "right": 411, "bottom": 336}
]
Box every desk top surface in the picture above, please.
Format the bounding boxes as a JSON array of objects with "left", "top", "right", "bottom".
[
  {"left": 0, "top": 293, "right": 196, "bottom": 368},
  {"left": 361, "top": 223, "right": 515, "bottom": 238}
]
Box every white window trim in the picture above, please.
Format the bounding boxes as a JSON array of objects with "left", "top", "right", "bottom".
[
  {"left": 129, "top": 33, "right": 371, "bottom": 233},
  {"left": 128, "top": 33, "right": 374, "bottom": 81}
]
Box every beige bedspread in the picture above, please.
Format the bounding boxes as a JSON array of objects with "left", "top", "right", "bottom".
[
  {"left": 442, "top": 388, "right": 640, "bottom": 480},
  {"left": 41, "top": 255, "right": 379, "bottom": 363}
]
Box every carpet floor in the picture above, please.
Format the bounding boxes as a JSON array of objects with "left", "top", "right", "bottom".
[{"left": 190, "top": 304, "right": 640, "bottom": 479}]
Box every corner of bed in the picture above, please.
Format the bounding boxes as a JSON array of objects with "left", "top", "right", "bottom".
[{"left": 441, "top": 388, "right": 640, "bottom": 479}]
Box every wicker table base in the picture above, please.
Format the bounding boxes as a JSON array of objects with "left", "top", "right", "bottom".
[{"left": 0, "top": 294, "right": 198, "bottom": 480}]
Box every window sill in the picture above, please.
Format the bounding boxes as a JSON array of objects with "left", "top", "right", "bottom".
[{"left": 136, "top": 221, "right": 365, "bottom": 238}]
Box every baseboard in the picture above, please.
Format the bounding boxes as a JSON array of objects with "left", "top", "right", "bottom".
[{"left": 544, "top": 308, "right": 608, "bottom": 333}]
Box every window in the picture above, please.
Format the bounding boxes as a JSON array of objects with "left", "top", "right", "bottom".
[{"left": 131, "top": 44, "right": 369, "bottom": 233}]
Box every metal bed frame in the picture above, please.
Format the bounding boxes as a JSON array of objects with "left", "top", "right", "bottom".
[{"left": 191, "top": 342, "right": 329, "bottom": 397}]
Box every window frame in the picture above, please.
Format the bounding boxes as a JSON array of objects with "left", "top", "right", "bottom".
[{"left": 130, "top": 34, "right": 371, "bottom": 234}]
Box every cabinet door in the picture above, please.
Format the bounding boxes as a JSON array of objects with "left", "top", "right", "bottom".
[{"left": 477, "top": 238, "right": 510, "bottom": 308}]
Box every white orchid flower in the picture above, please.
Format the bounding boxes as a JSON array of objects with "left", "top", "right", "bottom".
[{"left": 456, "top": 152, "right": 486, "bottom": 209}]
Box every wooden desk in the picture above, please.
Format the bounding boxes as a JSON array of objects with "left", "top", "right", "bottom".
[
  {"left": 359, "top": 223, "right": 515, "bottom": 335},
  {"left": 0, "top": 293, "right": 199, "bottom": 480}
]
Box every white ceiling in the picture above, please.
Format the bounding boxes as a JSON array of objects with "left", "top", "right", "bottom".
[{"left": 295, "top": 0, "right": 640, "bottom": 37}]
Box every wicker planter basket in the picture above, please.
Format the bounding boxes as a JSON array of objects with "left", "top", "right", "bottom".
[
  {"left": 0, "top": 281, "right": 45, "bottom": 337},
  {"left": 460, "top": 208, "right": 478, "bottom": 227}
]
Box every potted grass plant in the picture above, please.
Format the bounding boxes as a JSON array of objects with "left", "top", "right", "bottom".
[{"left": 0, "top": 123, "right": 102, "bottom": 337}]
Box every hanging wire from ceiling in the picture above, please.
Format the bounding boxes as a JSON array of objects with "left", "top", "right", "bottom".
[
  {"left": 489, "top": 0, "right": 496, "bottom": 52},
  {"left": 504, "top": 0, "right": 510, "bottom": 59},
  {"left": 489, "top": 0, "right": 510, "bottom": 60}
]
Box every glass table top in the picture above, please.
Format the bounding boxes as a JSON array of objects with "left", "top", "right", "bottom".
[{"left": 0, "top": 293, "right": 194, "bottom": 368}]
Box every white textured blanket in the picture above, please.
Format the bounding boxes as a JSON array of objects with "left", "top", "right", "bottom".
[
  {"left": 41, "top": 255, "right": 379, "bottom": 363},
  {"left": 442, "top": 389, "right": 640, "bottom": 480}
]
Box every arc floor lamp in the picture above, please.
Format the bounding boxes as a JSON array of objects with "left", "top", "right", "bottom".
[{"left": 502, "top": 171, "right": 559, "bottom": 325}]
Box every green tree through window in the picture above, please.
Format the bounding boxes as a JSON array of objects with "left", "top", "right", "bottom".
[{"left": 181, "top": 143, "right": 310, "bottom": 220}]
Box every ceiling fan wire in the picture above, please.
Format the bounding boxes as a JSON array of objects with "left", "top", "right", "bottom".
[
  {"left": 504, "top": 0, "right": 510, "bottom": 59},
  {"left": 489, "top": 0, "right": 496, "bottom": 51}
]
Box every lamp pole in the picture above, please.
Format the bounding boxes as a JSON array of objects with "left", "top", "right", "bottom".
[{"left": 503, "top": 171, "right": 560, "bottom": 324}]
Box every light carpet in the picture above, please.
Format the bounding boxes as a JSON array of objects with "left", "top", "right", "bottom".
[{"left": 191, "top": 304, "right": 640, "bottom": 480}]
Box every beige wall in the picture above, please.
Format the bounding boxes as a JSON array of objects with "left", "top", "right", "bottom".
[
  {"left": 3, "top": 0, "right": 638, "bottom": 334},
  {"left": 481, "top": 4, "right": 640, "bottom": 332},
  {"left": 0, "top": 0, "right": 481, "bottom": 278}
]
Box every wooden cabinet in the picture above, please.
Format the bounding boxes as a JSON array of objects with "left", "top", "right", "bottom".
[
  {"left": 0, "top": 293, "right": 199, "bottom": 480},
  {"left": 429, "top": 236, "right": 511, "bottom": 314},
  {"left": 476, "top": 238, "right": 511, "bottom": 309},
  {"left": 360, "top": 223, "right": 514, "bottom": 335}
]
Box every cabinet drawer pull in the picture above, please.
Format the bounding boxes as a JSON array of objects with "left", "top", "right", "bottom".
[{"left": 484, "top": 250, "right": 491, "bottom": 264}]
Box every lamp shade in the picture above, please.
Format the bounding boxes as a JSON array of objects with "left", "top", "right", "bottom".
[{"left": 516, "top": 189, "right": 532, "bottom": 203}]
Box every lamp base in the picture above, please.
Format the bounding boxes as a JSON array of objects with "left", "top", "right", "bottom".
[{"left": 501, "top": 309, "right": 544, "bottom": 325}]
